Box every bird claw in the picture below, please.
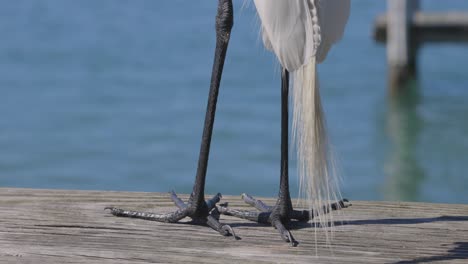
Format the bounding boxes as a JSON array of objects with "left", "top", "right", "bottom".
[
  {"left": 106, "top": 191, "right": 237, "bottom": 238},
  {"left": 221, "top": 225, "right": 240, "bottom": 240},
  {"left": 337, "top": 198, "right": 352, "bottom": 209},
  {"left": 282, "top": 230, "right": 297, "bottom": 247}
]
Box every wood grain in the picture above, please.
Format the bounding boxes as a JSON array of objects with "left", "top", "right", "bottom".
[{"left": 1, "top": 188, "right": 467, "bottom": 263}]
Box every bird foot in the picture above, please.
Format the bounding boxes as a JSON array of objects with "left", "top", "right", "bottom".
[
  {"left": 105, "top": 191, "right": 239, "bottom": 239},
  {"left": 217, "top": 193, "right": 350, "bottom": 246}
]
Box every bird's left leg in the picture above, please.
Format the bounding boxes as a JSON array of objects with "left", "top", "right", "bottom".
[
  {"left": 218, "top": 68, "right": 349, "bottom": 246},
  {"left": 105, "top": 0, "right": 237, "bottom": 239}
]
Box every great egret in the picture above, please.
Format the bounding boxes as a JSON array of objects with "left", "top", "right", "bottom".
[{"left": 106, "top": 0, "right": 351, "bottom": 246}]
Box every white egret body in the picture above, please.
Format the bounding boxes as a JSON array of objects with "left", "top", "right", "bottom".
[{"left": 253, "top": 0, "right": 351, "bottom": 237}]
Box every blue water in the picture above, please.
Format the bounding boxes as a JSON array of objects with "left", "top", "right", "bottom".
[{"left": 0, "top": 1, "right": 467, "bottom": 204}]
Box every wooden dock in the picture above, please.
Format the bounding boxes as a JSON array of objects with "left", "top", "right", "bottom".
[
  {"left": 374, "top": 0, "right": 468, "bottom": 94},
  {"left": 1, "top": 188, "right": 468, "bottom": 263}
]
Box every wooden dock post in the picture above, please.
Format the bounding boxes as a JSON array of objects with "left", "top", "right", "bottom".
[
  {"left": 374, "top": 1, "right": 468, "bottom": 95},
  {"left": 386, "top": 0, "right": 419, "bottom": 94}
]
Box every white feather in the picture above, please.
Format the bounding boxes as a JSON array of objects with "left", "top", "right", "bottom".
[
  {"left": 253, "top": 0, "right": 350, "bottom": 68},
  {"left": 316, "top": 0, "right": 351, "bottom": 62},
  {"left": 252, "top": 0, "right": 350, "bottom": 242}
]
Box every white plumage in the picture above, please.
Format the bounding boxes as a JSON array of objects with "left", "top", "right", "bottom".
[
  {"left": 253, "top": 0, "right": 350, "bottom": 69},
  {"left": 252, "top": 0, "right": 350, "bottom": 239}
]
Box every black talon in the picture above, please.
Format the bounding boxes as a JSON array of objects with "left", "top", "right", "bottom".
[
  {"left": 170, "top": 191, "right": 188, "bottom": 209},
  {"left": 210, "top": 206, "right": 221, "bottom": 221},
  {"left": 242, "top": 193, "right": 272, "bottom": 212},
  {"left": 206, "top": 193, "right": 223, "bottom": 210},
  {"left": 222, "top": 225, "right": 239, "bottom": 240},
  {"left": 284, "top": 232, "right": 291, "bottom": 243},
  {"left": 286, "top": 232, "right": 298, "bottom": 247},
  {"left": 342, "top": 199, "right": 352, "bottom": 207},
  {"left": 273, "top": 219, "right": 298, "bottom": 247}
]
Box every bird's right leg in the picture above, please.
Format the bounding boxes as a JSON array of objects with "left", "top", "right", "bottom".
[
  {"left": 106, "top": 0, "right": 237, "bottom": 239},
  {"left": 218, "top": 69, "right": 298, "bottom": 244},
  {"left": 218, "top": 68, "right": 349, "bottom": 246}
]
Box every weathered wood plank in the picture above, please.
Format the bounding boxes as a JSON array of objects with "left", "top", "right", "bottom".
[{"left": 1, "top": 188, "right": 468, "bottom": 263}]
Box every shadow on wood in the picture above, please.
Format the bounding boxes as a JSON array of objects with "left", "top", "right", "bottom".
[
  {"left": 336, "top": 215, "right": 468, "bottom": 226},
  {"left": 394, "top": 242, "right": 468, "bottom": 264}
]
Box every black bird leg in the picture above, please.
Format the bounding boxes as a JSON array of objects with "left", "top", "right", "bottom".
[
  {"left": 218, "top": 68, "right": 350, "bottom": 246},
  {"left": 106, "top": 0, "right": 237, "bottom": 239}
]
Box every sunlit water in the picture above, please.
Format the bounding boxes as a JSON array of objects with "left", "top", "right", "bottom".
[{"left": 0, "top": 1, "right": 467, "bottom": 203}]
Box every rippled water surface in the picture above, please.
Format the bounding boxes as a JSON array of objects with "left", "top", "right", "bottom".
[{"left": 1, "top": 1, "right": 467, "bottom": 203}]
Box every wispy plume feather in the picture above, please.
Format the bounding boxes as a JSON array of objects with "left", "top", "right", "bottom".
[{"left": 292, "top": 58, "right": 343, "bottom": 246}]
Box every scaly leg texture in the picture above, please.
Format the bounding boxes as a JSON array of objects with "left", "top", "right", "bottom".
[
  {"left": 106, "top": 0, "right": 237, "bottom": 239},
  {"left": 217, "top": 68, "right": 349, "bottom": 246}
]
